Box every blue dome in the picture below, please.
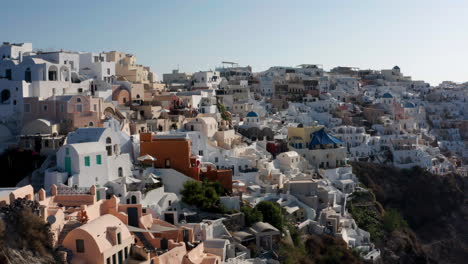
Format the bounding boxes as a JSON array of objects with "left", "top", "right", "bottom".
[
  {"left": 404, "top": 102, "right": 415, "bottom": 108},
  {"left": 246, "top": 111, "right": 259, "bottom": 117},
  {"left": 382, "top": 93, "right": 393, "bottom": 98}
]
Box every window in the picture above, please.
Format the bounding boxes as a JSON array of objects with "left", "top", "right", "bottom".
[
  {"left": 75, "top": 104, "right": 83, "bottom": 112},
  {"left": 5, "top": 69, "right": 11, "bottom": 80},
  {"left": 112, "top": 254, "right": 116, "bottom": 264},
  {"left": 76, "top": 239, "right": 85, "bottom": 253},
  {"left": 66, "top": 148, "right": 70, "bottom": 155},
  {"left": 215, "top": 157, "right": 219, "bottom": 163},
  {"left": 77, "top": 98, "right": 81, "bottom": 103},
  {"left": 199, "top": 150, "right": 203, "bottom": 156},
  {"left": 124, "top": 247, "right": 128, "bottom": 259},
  {"left": 107, "top": 257, "right": 111, "bottom": 264},
  {"left": 106, "top": 137, "right": 112, "bottom": 144},
  {"left": 43, "top": 105, "right": 48, "bottom": 111},
  {"left": 77, "top": 88, "right": 83, "bottom": 93},
  {"left": 25, "top": 68, "right": 31, "bottom": 82},
  {"left": 58, "top": 104, "right": 64, "bottom": 112},
  {"left": 24, "top": 104, "right": 31, "bottom": 113},
  {"left": 0, "top": 90, "right": 11, "bottom": 104},
  {"left": 93, "top": 104, "right": 97, "bottom": 111},
  {"left": 96, "top": 155, "right": 102, "bottom": 165},
  {"left": 89, "top": 122, "right": 94, "bottom": 127},
  {"left": 165, "top": 159, "right": 171, "bottom": 168},
  {"left": 44, "top": 140, "right": 49, "bottom": 147},
  {"left": 84, "top": 156, "right": 90, "bottom": 166},
  {"left": 106, "top": 146, "right": 112, "bottom": 156},
  {"left": 117, "top": 232, "right": 122, "bottom": 244},
  {"left": 107, "top": 68, "right": 110, "bottom": 75},
  {"left": 118, "top": 167, "right": 123, "bottom": 177}
]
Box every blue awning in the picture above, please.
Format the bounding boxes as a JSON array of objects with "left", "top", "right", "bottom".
[{"left": 309, "top": 128, "right": 343, "bottom": 148}]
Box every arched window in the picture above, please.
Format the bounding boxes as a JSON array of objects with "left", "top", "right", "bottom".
[
  {"left": 106, "top": 137, "right": 112, "bottom": 144},
  {"left": 131, "top": 195, "right": 137, "bottom": 204},
  {"left": 48, "top": 66, "right": 58, "bottom": 81},
  {"left": 118, "top": 167, "right": 123, "bottom": 177},
  {"left": 88, "top": 122, "right": 94, "bottom": 127},
  {"left": 25, "top": 68, "right": 31, "bottom": 82},
  {"left": 77, "top": 97, "right": 81, "bottom": 103},
  {"left": 136, "top": 94, "right": 140, "bottom": 99},
  {"left": 0, "top": 90, "right": 11, "bottom": 104}
]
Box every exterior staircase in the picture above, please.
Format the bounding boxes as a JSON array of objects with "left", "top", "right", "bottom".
[
  {"left": 58, "top": 220, "right": 83, "bottom": 245},
  {"left": 133, "top": 231, "right": 156, "bottom": 253}
]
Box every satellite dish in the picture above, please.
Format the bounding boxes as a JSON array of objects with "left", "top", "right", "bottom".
[{"left": 47, "top": 215, "right": 56, "bottom": 225}]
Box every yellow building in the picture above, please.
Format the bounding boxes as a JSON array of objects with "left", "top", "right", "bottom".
[
  {"left": 287, "top": 125, "right": 347, "bottom": 169},
  {"left": 287, "top": 125, "right": 322, "bottom": 149}
]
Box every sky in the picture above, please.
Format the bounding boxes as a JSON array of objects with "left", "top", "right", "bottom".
[{"left": 1, "top": 0, "right": 467, "bottom": 85}]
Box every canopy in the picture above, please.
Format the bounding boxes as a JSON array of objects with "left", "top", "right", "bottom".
[
  {"left": 138, "top": 154, "right": 156, "bottom": 162},
  {"left": 146, "top": 176, "right": 160, "bottom": 184},
  {"left": 309, "top": 128, "right": 343, "bottom": 147}
]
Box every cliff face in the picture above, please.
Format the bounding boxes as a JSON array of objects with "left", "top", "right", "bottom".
[
  {"left": 351, "top": 162, "right": 468, "bottom": 264},
  {"left": 0, "top": 198, "right": 62, "bottom": 264}
]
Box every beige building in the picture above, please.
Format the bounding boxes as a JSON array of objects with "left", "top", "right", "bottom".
[
  {"left": 106, "top": 51, "right": 151, "bottom": 84},
  {"left": 184, "top": 116, "right": 218, "bottom": 138}
]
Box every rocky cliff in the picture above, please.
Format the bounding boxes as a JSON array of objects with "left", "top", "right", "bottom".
[{"left": 351, "top": 162, "right": 468, "bottom": 264}]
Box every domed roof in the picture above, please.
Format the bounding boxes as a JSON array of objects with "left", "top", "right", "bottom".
[
  {"left": 404, "top": 102, "right": 415, "bottom": 108},
  {"left": 246, "top": 111, "right": 259, "bottom": 117},
  {"left": 382, "top": 92, "right": 393, "bottom": 98},
  {"left": 393, "top": 65, "right": 400, "bottom": 70}
]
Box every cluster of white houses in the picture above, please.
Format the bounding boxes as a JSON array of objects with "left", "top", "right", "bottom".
[{"left": 0, "top": 41, "right": 467, "bottom": 264}]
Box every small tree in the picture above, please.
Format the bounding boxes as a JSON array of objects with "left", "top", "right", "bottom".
[
  {"left": 255, "top": 201, "right": 284, "bottom": 231},
  {"left": 241, "top": 206, "right": 263, "bottom": 227},
  {"left": 383, "top": 208, "right": 407, "bottom": 233},
  {"left": 181, "top": 180, "right": 224, "bottom": 212}
]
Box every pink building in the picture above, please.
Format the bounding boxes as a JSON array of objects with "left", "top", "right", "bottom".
[
  {"left": 1, "top": 184, "right": 222, "bottom": 264},
  {"left": 22, "top": 95, "right": 106, "bottom": 134}
]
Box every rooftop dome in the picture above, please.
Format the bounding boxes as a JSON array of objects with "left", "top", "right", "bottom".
[
  {"left": 382, "top": 92, "right": 393, "bottom": 98},
  {"left": 246, "top": 111, "right": 259, "bottom": 118},
  {"left": 404, "top": 102, "right": 415, "bottom": 108},
  {"left": 393, "top": 65, "right": 400, "bottom": 71}
]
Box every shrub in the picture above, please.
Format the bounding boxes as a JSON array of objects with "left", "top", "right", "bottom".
[
  {"left": 241, "top": 206, "right": 263, "bottom": 227},
  {"left": 181, "top": 180, "right": 226, "bottom": 212},
  {"left": 383, "top": 208, "right": 408, "bottom": 233},
  {"left": 255, "top": 201, "right": 284, "bottom": 231}
]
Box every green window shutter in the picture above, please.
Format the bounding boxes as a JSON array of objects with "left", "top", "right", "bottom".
[
  {"left": 84, "top": 156, "right": 90, "bottom": 167},
  {"left": 66, "top": 148, "right": 70, "bottom": 155},
  {"left": 96, "top": 155, "right": 102, "bottom": 165}
]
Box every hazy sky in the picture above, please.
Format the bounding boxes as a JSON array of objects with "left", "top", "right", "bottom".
[{"left": 1, "top": 0, "right": 467, "bottom": 85}]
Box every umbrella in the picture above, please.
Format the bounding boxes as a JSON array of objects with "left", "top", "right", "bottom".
[
  {"left": 146, "top": 177, "right": 160, "bottom": 184},
  {"left": 123, "top": 176, "right": 141, "bottom": 184},
  {"left": 138, "top": 154, "right": 156, "bottom": 162}
]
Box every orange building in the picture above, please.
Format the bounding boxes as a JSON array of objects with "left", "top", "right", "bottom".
[{"left": 140, "top": 133, "right": 232, "bottom": 191}]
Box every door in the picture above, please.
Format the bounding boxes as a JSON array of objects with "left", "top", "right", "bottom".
[
  {"left": 164, "top": 213, "right": 174, "bottom": 224},
  {"left": 118, "top": 250, "right": 123, "bottom": 264},
  {"left": 127, "top": 207, "right": 139, "bottom": 227},
  {"left": 65, "top": 157, "right": 72, "bottom": 175}
]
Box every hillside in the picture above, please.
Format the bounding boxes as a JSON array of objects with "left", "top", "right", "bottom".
[
  {"left": 0, "top": 198, "right": 62, "bottom": 264},
  {"left": 351, "top": 162, "right": 468, "bottom": 264}
]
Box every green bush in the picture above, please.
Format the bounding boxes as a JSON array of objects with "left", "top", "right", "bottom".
[
  {"left": 347, "top": 203, "right": 384, "bottom": 242},
  {"left": 383, "top": 208, "right": 408, "bottom": 233},
  {"left": 181, "top": 180, "right": 226, "bottom": 212},
  {"left": 241, "top": 206, "right": 263, "bottom": 227},
  {"left": 255, "top": 201, "right": 284, "bottom": 231}
]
